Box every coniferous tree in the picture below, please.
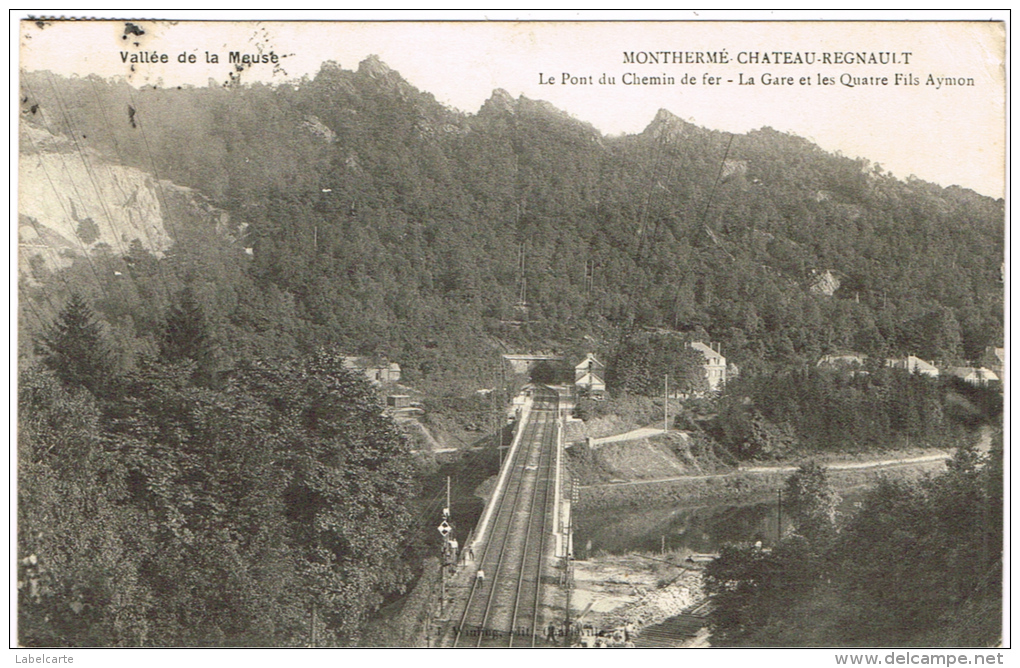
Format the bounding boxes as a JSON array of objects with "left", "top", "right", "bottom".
[
  {"left": 35, "top": 292, "right": 117, "bottom": 398},
  {"left": 160, "top": 287, "right": 219, "bottom": 386}
]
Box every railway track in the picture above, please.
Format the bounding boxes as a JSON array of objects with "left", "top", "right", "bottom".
[{"left": 452, "top": 389, "right": 559, "bottom": 647}]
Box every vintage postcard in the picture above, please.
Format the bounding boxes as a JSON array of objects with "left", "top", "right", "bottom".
[{"left": 14, "top": 13, "right": 1006, "bottom": 658}]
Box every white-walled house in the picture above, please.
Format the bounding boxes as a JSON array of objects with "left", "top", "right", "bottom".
[
  {"left": 947, "top": 366, "right": 1000, "bottom": 386},
  {"left": 688, "top": 341, "right": 727, "bottom": 391},
  {"left": 574, "top": 353, "right": 606, "bottom": 399},
  {"left": 342, "top": 356, "right": 401, "bottom": 385},
  {"left": 886, "top": 355, "right": 940, "bottom": 378}
]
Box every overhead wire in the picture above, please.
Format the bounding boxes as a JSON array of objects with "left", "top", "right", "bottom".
[
  {"left": 19, "top": 73, "right": 207, "bottom": 371},
  {"left": 124, "top": 85, "right": 185, "bottom": 262},
  {"left": 23, "top": 74, "right": 187, "bottom": 351},
  {"left": 17, "top": 284, "right": 51, "bottom": 333},
  {"left": 18, "top": 116, "right": 110, "bottom": 302},
  {"left": 84, "top": 75, "right": 177, "bottom": 302},
  {"left": 44, "top": 72, "right": 131, "bottom": 262},
  {"left": 619, "top": 120, "right": 694, "bottom": 335},
  {"left": 42, "top": 74, "right": 187, "bottom": 342},
  {"left": 396, "top": 379, "right": 513, "bottom": 563},
  {"left": 20, "top": 80, "right": 121, "bottom": 308},
  {"left": 700, "top": 133, "right": 736, "bottom": 232}
]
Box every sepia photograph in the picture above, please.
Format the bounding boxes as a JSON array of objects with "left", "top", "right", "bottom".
[{"left": 13, "top": 12, "right": 1007, "bottom": 658}]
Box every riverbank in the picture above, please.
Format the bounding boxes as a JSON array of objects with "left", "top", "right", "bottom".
[
  {"left": 574, "top": 441, "right": 950, "bottom": 511},
  {"left": 565, "top": 444, "right": 965, "bottom": 647},
  {"left": 566, "top": 453, "right": 949, "bottom": 646},
  {"left": 569, "top": 550, "right": 709, "bottom": 646}
]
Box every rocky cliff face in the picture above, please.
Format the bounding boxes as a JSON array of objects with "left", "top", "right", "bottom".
[{"left": 19, "top": 124, "right": 231, "bottom": 279}]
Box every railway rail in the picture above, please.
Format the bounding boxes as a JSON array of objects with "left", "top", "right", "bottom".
[{"left": 452, "top": 388, "right": 559, "bottom": 647}]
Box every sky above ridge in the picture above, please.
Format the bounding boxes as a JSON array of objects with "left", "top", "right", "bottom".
[{"left": 19, "top": 18, "right": 1005, "bottom": 198}]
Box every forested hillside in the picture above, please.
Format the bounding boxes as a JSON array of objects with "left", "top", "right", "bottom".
[
  {"left": 16, "top": 59, "right": 1003, "bottom": 645},
  {"left": 19, "top": 58, "right": 1003, "bottom": 388}
]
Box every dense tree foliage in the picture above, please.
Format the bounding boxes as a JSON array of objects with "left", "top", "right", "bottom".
[
  {"left": 18, "top": 368, "right": 148, "bottom": 646},
  {"left": 710, "top": 365, "right": 993, "bottom": 458},
  {"left": 706, "top": 444, "right": 1003, "bottom": 647},
  {"left": 836, "top": 444, "right": 1002, "bottom": 645},
  {"left": 19, "top": 294, "right": 417, "bottom": 646},
  {"left": 159, "top": 286, "right": 221, "bottom": 387},
  {"left": 705, "top": 536, "right": 824, "bottom": 646},
  {"left": 607, "top": 331, "right": 710, "bottom": 396},
  {"left": 783, "top": 461, "right": 841, "bottom": 543}
]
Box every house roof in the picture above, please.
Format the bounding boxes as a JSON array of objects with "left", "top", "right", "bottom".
[
  {"left": 983, "top": 347, "right": 1005, "bottom": 366},
  {"left": 818, "top": 352, "right": 868, "bottom": 366},
  {"left": 503, "top": 354, "right": 564, "bottom": 361},
  {"left": 907, "top": 356, "right": 938, "bottom": 372},
  {"left": 887, "top": 355, "right": 939, "bottom": 373},
  {"left": 575, "top": 353, "right": 605, "bottom": 369},
  {"left": 343, "top": 356, "right": 397, "bottom": 370},
  {"left": 689, "top": 341, "right": 725, "bottom": 363},
  {"left": 949, "top": 367, "right": 1000, "bottom": 381},
  {"left": 575, "top": 372, "right": 606, "bottom": 388}
]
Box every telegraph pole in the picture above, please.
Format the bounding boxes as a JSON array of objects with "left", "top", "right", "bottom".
[
  {"left": 310, "top": 600, "right": 317, "bottom": 647},
  {"left": 517, "top": 241, "right": 528, "bottom": 307},
  {"left": 664, "top": 375, "right": 669, "bottom": 432},
  {"left": 777, "top": 488, "right": 783, "bottom": 544},
  {"left": 563, "top": 507, "right": 574, "bottom": 646},
  {"left": 494, "top": 359, "right": 501, "bottom": 469}
]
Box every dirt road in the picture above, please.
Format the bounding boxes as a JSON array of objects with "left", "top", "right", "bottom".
[{"left": 584, "top": 450, "right": 951, "bottom": 489}]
